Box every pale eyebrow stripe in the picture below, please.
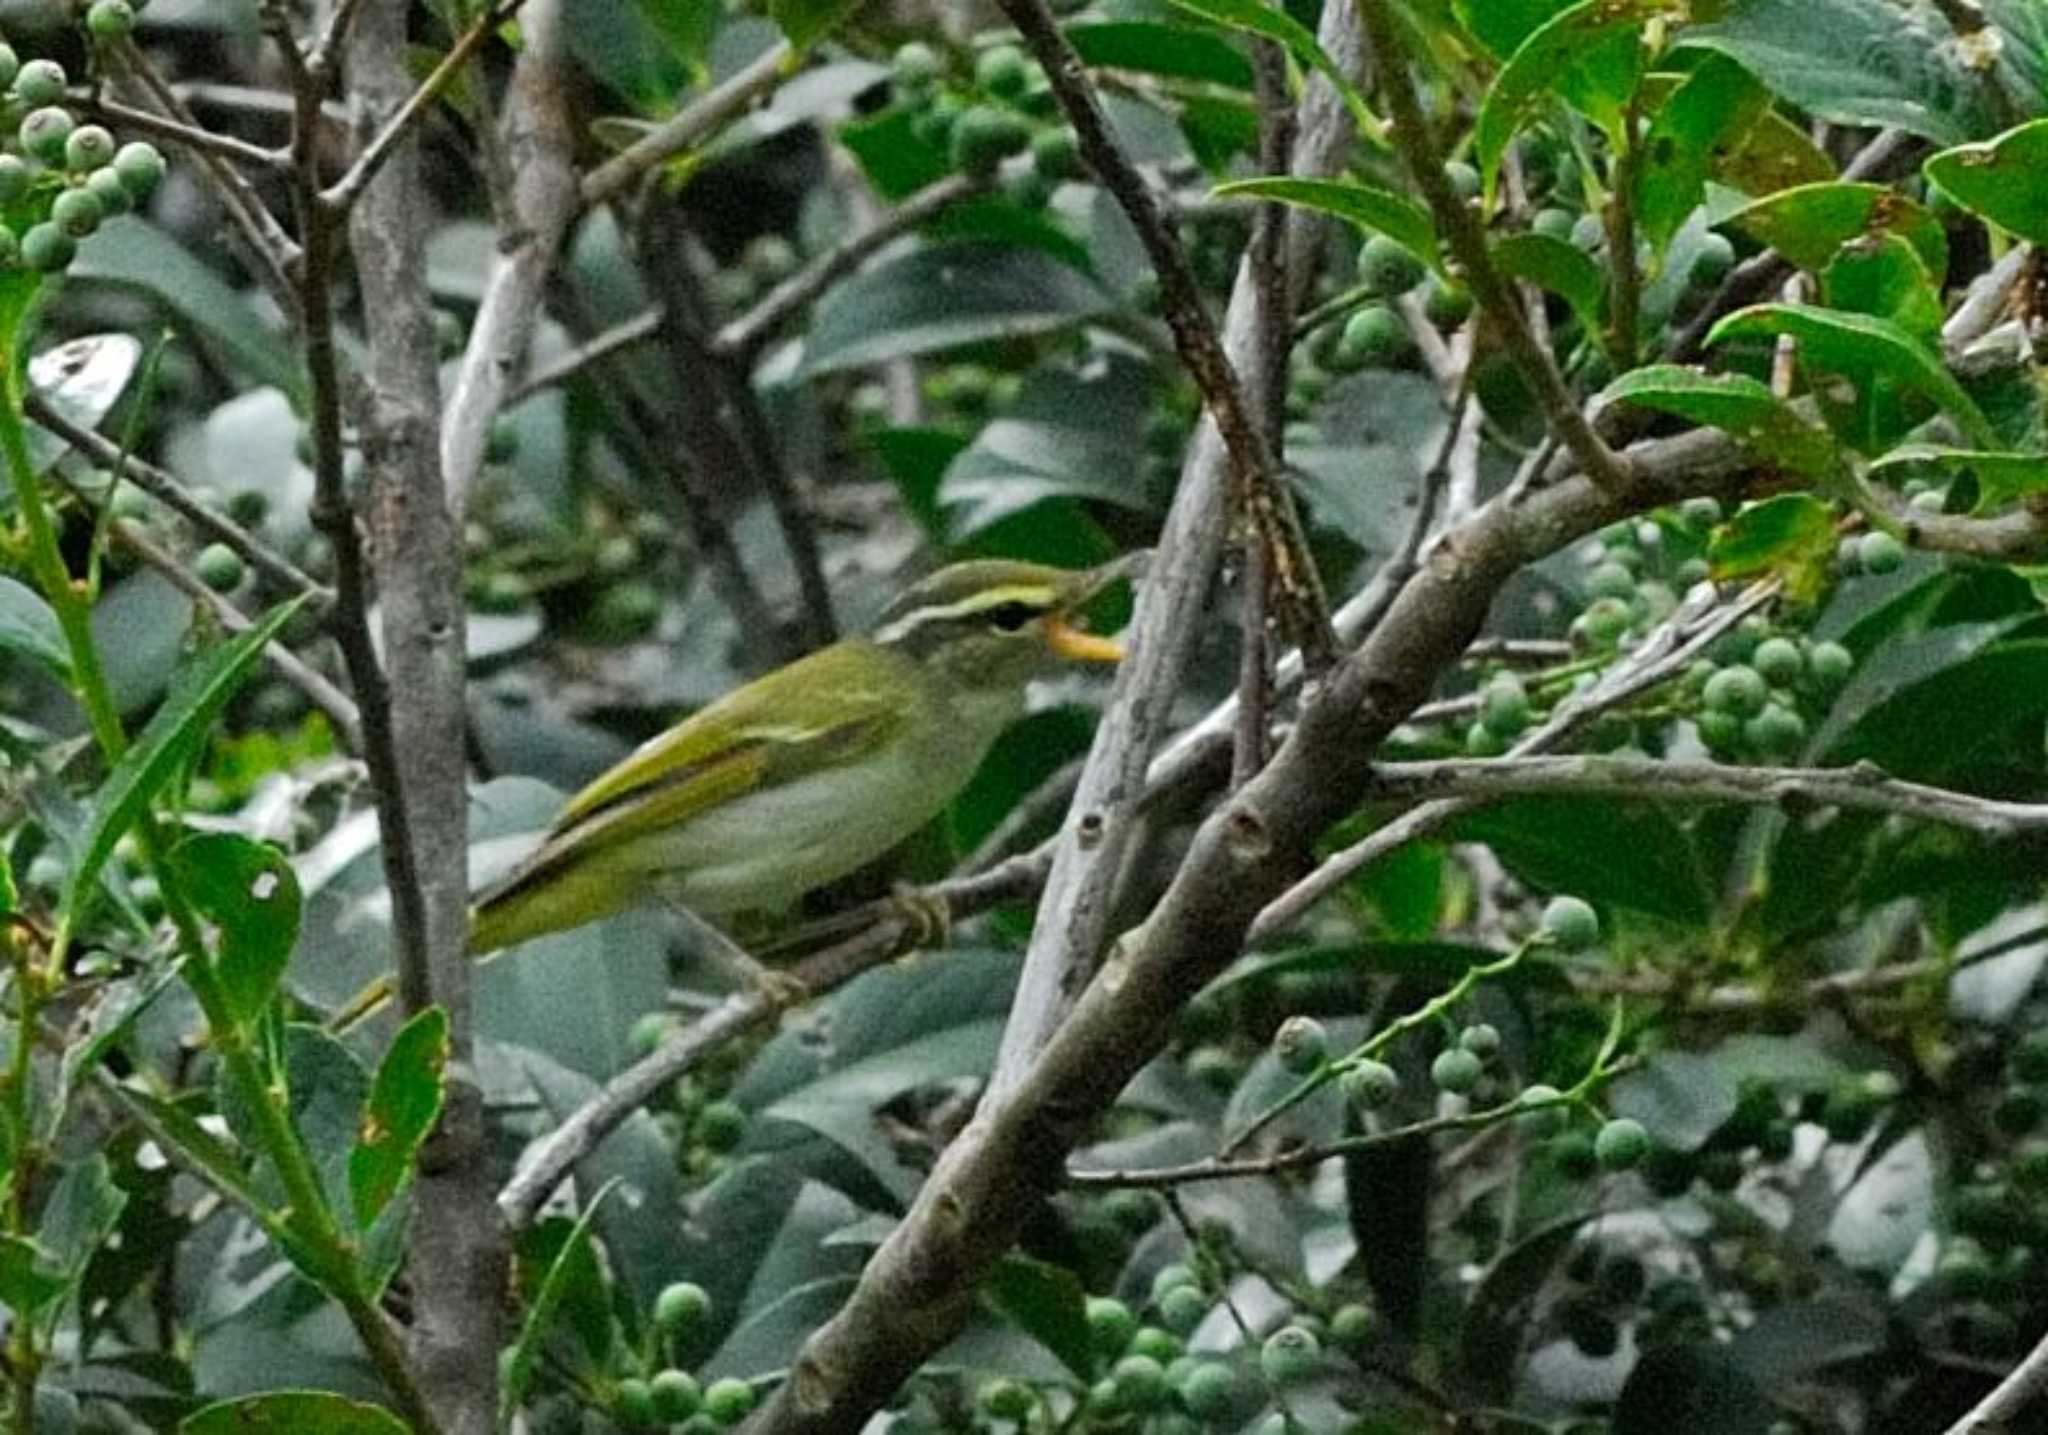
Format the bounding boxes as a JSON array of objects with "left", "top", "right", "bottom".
[{"left": 871, "top": 584, "right": 1055, "bottom": 644}]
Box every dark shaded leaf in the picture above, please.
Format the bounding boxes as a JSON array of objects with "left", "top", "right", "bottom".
[
  {"left": 501, "top": 1179, "right": 620, "bottom": 1428},
  {"left": 1609, "top": 1050, "right": 1740, "bottom": 1152},
  {"left": 1492, "top": 232, "right": 1606, "bottom": 341},
  {"left": 983, "top": 1253, "right": 1095, "bottom": 1381},
  {"left": 1475, "top": 0, "right": 1668, "bottom": 188},
  {"left": 1459, "top": 1213, "right": 1591, "bottom": 1401},
  {"left": 1067, "top": 21, "right": 1253, "bottom": 87},
  {"left": 767, "top": 0, "right": 858, "bottom": 51},
  {"left": 1448, "top": 796, "right": 1712, "bottom": 922},
  {"left": 1167, "top": 0, "right": 1379, "bottom": 137}
]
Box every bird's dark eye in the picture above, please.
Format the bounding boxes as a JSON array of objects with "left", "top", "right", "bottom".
[{"left": 985, "top": 601, "right": 1040, "bottom": 632}]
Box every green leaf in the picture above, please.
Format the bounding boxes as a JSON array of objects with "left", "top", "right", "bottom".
[
  {"left": 1211, "top": 177, "right": 1440, "bottom": 269},
  {"left": 1474, "top": 0, "right": 1669, "bottom": 192},
  {"left": 1458, "top": 1213, "right": 1591, "bottom": 1401},
  {"left": 72, "top": 220, "right": 301, "bottom": 400},
  {"left": 1167, "top": 0, "right": 1382, "bottom": 140},
  {"left": 1869, "top": 445, "right": 2048, "bottom": 514},
  {"left": 797, "top": 242, "right": 1112, "bottom": 376},
  {"left": 168, "top": 833, "right": 302, "bottom": 1029},
  {"left": 53, "top": 596, "right": 306, "bottom": 948},
  {"left": 1707, "top": 493, "right": 1839, "bottom": 602},
  {"left": 1614, "top": 1346, "right": 1774, "bottom": 1433},
  {"left": 1455, "top": 0, "right": 1574, "bottom": 58},
  {"left": 349, "top": 1007, "right": 449, "bottom": 1229},
  {"left": 983, "top": 1254, "right": 1095, "bottom": 1381},
  {"left": 0, "top": 574, "right": 70, "bottom": 678},
  {"left": 1824, "top": 637, "right": 2048, "bottom": 774},
  {"left": 836, "top": 106, "right": 948, "bottom": 201},
  {"left": 632, "top": 0, "right": 720, "bottom": 68},
  {"left": 1491, "top": 232, "right": 1607, "bottom": 341},
  {"left": 500, "top": 1180, "right": 621, "bottom": 1432},
  {"left": 1067, "top": 21, "right": 1254, "bottom": 87},
  {"left": 181, "top": 1392, "right": 410, "bottom": 1435},
  {"left": 1706, "top": 303, "right": 1997, "bottom": 450},
  {"left": 1723, "top": 181, "right": 1945, "bottom": 277},
  {"left": 1446, "top": 796, "right": 1710, "bottom": 922},
  {"left": 1711, "top": 107, "right": 1838, "bottom": 196},
  {"left": 0, "top": 1236, "right": 69, "bottom": 1316},
  {"left": 1821, "top": 232, "right": 1943, "bottom": 342},
  {"left": 1608, "top": 1050, "right": 1740, "bottom": 1151},
  {"left": 1635, "top": 55, "right": 1772, "bottom": 251},
  {"left": 1924, "top": 117, "right": 2048, "bottom": 246},
  {"left": 1601, "top": 365, "right": 1838, "bottom": 478},
  {"left": 1681, "top": 0, "right": 1997, "bottom": 144},
  {"left": 766, "top": 0, "right": 857, "bottom": 51},
  {"left": 34, "top": 1155, "right": 126, "bottom": 1331}
]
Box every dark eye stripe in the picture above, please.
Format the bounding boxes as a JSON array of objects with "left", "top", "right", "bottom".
[{"left": 985, "top": 601, "right": 1039, "bottom": 631}]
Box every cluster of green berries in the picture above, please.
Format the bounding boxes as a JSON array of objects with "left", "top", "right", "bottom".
[
  {"left": 0, "top": 44, "right": 164, "bottom": 273},
  {"left": 601, "top": 1282, "right": 758, "bottom": 1430},
  {"left": 893, "top": 41, "right": 1079, "bottom": 204},
  {"left": 1688, "top": 618, "right": 1853, "bottom": 763}
]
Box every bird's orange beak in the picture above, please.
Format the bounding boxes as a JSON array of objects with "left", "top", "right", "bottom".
[{"left": 1044, "top": 614, "right": 1124, "bottom": 663}]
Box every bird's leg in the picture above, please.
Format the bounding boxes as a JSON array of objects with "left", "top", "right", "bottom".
[
  {"left": 884, "top": 883, "right": 951, "bottom": 957},
  {"left": 659, "top": 900, "right": 809, "bottom": 1010}
]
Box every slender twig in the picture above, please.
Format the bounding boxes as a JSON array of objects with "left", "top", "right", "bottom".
[
  {"left": 504, "top": 309, "right": 663, "bottom": 407},
  {"left": 74, "top": 94, "right": 286, "bottom": 171},
  {"left": 581, "top": 41, "right": 793, "bottom": 206},
  {"left": 307, "top": 0, "right": 373, "bottom": 78},
  {"left": 1360, "top": 0, "right": 1633, "bottom": 497},
  {"left": 1941, "top": 1316, "right": 2048, "bottom": 1433}
]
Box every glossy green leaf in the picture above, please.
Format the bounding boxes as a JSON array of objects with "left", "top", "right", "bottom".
[
  {"left": 1707, "top": 493, "right": 1839, "bottom": 602},
  {"left": 1454, "top": 0, "right": 1574, "bottom": 58},
  {"left": 1601, "top": 365, "right": 1837, "bottom": 478},
  {"left": 1681, "top": 0, "right": 1997, "bottom": 144},
  {"left": 54, "top": 596, "right": 307, "bottom": 950},
  {"left": 500, "top": 1179, "right": 620, "bottom": 1431},
  {"left": 349, "top": 1006, "right": 449, "bottom": 1229},
  {"left": 181, "top": 1392, "right": 409, "bottom": 1435},
  {"left": 1924, "top": 118, "right": 2048, "bottom": 246},
  {"left": 1706, "top": 303, "right": 1996, "bottom": 449},
  {"left": 767, "top": 0, "right": 857, "bottom": 51},
  {"left": 1492, "top": 232, "right": 1607, "bottom": 340},
  {"left": 1723, "top": 181, "right": 1945, "bottom": 277},
  {"left": 168, "top": 833, "right": 302, "bottom": 1029},
  {"left": 1826, "top": 637, "right": 2048, "bottom": 774},
  {"left": 1821, "top": 232, "right": 1943, "bottom": 343},
  {"left": 1870, "top": 445, "right": 2048, "bottom": 513},
  {"left": 0, "top": 574, "right": 70, "bottom": 678},
  {"left": 798, "top": 243, "right": 1112, "bottom": 376},
  {"left": 983, "top": 1253, "right": 1095, "bottom": 1381},
  {"left": 1167, "top": 0, "right": 1381, "bottom": 140},
  {"left": 1213, "top": 176, "right": 1440, "bottom": 268},
  {"left": 0, "top": 1236, "right": 69, "bottom": 1315},
  {"left": 1474, "top": 0, "right": 1669, "bottom": 191},
  {"left": 1067, "top": 21, "right": 1254, "bottom": 87},
  {"left": 836, "top": 106, "right": 947, "bottom": 201},
  {"left": 1635, "top": 55, "right": 1771, "bottom": 250},
  {"left": 1710, "top": 106, "right": 1837, "bottom": 197}
]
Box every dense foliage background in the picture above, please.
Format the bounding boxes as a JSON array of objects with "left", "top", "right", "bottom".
[{"left": 5, "top": 0, "right": 2048, "bottom": 1431}]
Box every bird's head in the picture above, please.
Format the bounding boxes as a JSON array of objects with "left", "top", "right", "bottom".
[{"left": 870, "top": 556, "right": 1136, "bottom": 696}]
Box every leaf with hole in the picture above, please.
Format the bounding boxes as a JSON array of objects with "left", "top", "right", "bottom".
[
  {"left": 168, "top": 833, "right": 301, "bottom": 1030},
  {"left": 1635, "top": 55, "right": 1772, "bottom": 251},
  {"left": 349, "top": 1006, "right": 449, "bottom": 1229},
  {"left": 1723, "top": 181, "right": 1944, "bottom": 277},
  {"left": 1924, "top": 118, "right": 2048, "bottom": 246}
]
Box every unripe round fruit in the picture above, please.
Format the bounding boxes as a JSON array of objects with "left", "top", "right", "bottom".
[
  {"left": 1431, "top": 1047, "right": 1484, "bottom": 1094},
  {"left": 743, "top": 234, "right": 797, "bottom": 284},
  {"left": 1129, "top": 1324, "right": 1182, "bottom": 1363},
  {"left": 892, "top": 41, "right": 941, "bottom": 89},
  {"left": 702, "top": 1376, "right": 755, "bottom": 1425},
  {"left": 21, "top": 222, "right": 74, "bottom": 272},
  {"left": 654, "top": 1280, "right": 710, "bottom": 1336},
  {"left": 1031, "top": 125, "right": 1081, "bottom": 180},
  {"left": 1703, "top": 664, "right": 1769, "bottom": 718},
  {"left": 1260, "top": 1325, "right": 1320, "bottom": 1385},
  {"left": 1516, "top": 1084, "right": 1568, "bottom": 1133},
  {"left": 20, "top": 107, "right": 76, "bottom": 165},
  {"left": 1331, "top": 1302, "right": 1376, "bottom": 1346},
  {"left": 1744, "top": 702, "right": 1805, "bottom": 759},
  {"left": 1341, "top": 1059, "right": 1400, "bottom": 1110},
  {"left": 1459, "top": 1022, "right": 1502, "bottom": 1059},
  {"left": 87, "top": 0, "right": 137, "bottom": 39},
  {"left": 1479, "top": 672, "right": 1530, "bottom": 738},
  {"left": 51, "top": 185, "right": 104, "bottom": 237},
  {"left": 1696, "top": 709, "right": 1741, "bottom": 754},
  {"left": 1857, "top": 530, "right": 1905, "bottom": 574},
  {"left": 1587, "top": 559, "right": 1636, "bottom": 601},
  {"left": 949, "top": 104, "right": 1029, "bottom": 176},
  {"left": 1357, "top": 233, "right": 1426, "bottom": 295},
  {"left": 590, "top": 581, "right": 659, "bottom": 640},
  {"left": 1532, "top": 207, "right": 1575, "bottom": 241},
  {"left": 112, "top": 140, "right": 166, "bottom": 198},
  {"left": 651, "top": 1369, "right": 702, "bottom": 1422},
  {"left": 978, "top": 1377, "right": 1034, "bottom": 1420},
  {"left": 1111, "top": 1354, "right": 1166, "bottom": 1409},
  {"left": 1273, "top": 1014, "right": 1327, "bottom": 1073},
  {"left": 1087, "top": 1295, "right": 1137, "bottom": 1354},
  {"left": 1571, "top": 211, "right": 1605, "bottom": 251},
  {"left": 0, "top": 154, "right": 28, "bottom": 204},
  {"left": 614, "top": 1377, "right": 657, "bottom": 1428},
  {"left": 1444, "top": 160, "right": 1481, "bottom": 202},
  {"left": 1573, "top": 595, "right": 1631, "bottom": 649},
  {"left": 975, "top": 44, "right": 1028, "bottom": 98},
  {"left": 694, "top": 1099, "right": 744, "bottom": 1152},
  {"left": 0, "top": 45, "right": 16, "bottom": 89},
  {"left": 1691, "top": 232, "right": 1735, "bottom": 288},
  {"left": 194, "top": 543, "right": 244, "bottom": 592},
  {"left": 1177, "top": 1360, "right": 1238, "bottom": 1420},
  {"left": 1337, "top": 303, "right": 1412, "bottom": 368},
  {"left": 64, "top": 123, "right": 115, "bottom": 173},
  {"left": 1680, "top": 496, "right": 1723, "bottom": 528},
  {"left": 1752, "top": 637, "right": 1803, "bottom": 687},
  {"left": 85, "top": 166, "right": 131, "bottom": 214},
  {"left": 1158, "top": 1282, "right": 1207, "bottom": 1335},
  {"left": 628, "top": 1011, "right": 671, "bottom": 1056},
  {"left": 1540, "top": 895, "right": 1600, "bottom": 951},
  {"left": 14, "top": 59, "right": 67, "bottom": 108},
  {"left": 1595, "top": 1116, "right": 1650, "bottom": 1171},
  {"left": 1422, "top": 276, "right": 1474, "bottom": 328},
  {"left": 1465, "top": 719, "right": 1507, "bottom": 757}
]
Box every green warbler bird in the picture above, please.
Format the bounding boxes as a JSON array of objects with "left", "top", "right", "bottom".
[{"left": 333, "top": 559, "right": 1128, "bottom": 1026}]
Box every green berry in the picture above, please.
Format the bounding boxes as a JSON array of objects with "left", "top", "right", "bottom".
[
  {"left": 1540, "top": 895, "right": 1599, "bottom": 951},
  {"left": 0, "top": 46, "right": 16, "bottom": 90},
  {"left": 21, "top": 222, "right": 74, "bottom": 272},
  {"left": 1341, "top": 1059, "right": 1400, "bottom": 1110},
  {"left": 1004, "top": 167, "right": 1050, "bottom": 210},
  {"left": 1459, "top": 1022, "right": 1502, "bottom": 1059},
  {"left": 1571, "top": 211, "right": 1605, "bottom": 251},
  {"left": 1274, "top": 1015, "right": 1327, "bottom": 1073},
  {"left": 1743, "top": 702, "right": 1805, "bottom": 759},
  {"left": 694, "top": 1100, "right": 745, "bottom": 1152},
  {"left": 1572, "top": 595, "right": 1632, "bottom": 649},
  {"left": 1691, "top": 232, "right": 1735, "bottom": 288},
  {"left": 1697, "top": 709, "right": 1743, "bottom": 756},
  {"left": 1337, "top": 303, "right": 1412, "bottom": 368},
  {"left": 1479, "top": 672, "right": 1530, "bottom": 738},
  {"left": 1910, "top": 486, "right": 1947, "bottom": 514},
  {"left": 85, "top": 165, "right": 131, "bottom": 215},
  {"left": 1129, "top": 1324, "right": 1182, "bottom": 1363},
  {"left": 2013, "top": 1029, "right": 2048, "bottom": 1082},
  {"left": 702, "top": 1377, "right": 755, "bottom": 1426},
  {"left": 112, "top": 140, "right": 165, "bottom": 198},
  {"left": 1586, "top": 559, "right": 1636, "bottom": 601},
  {"left": 51, "top": 185, "right": 103, "bottom": 238},
  {"left": 976, "top": 44, "right": 1028, "bottom": 98},
  {"left": 194, "top": 542, "right": 244, "bottom": 592},
  {"left": 1680, "top": 496, "right": 1723, "bottom": 528},
  {"left": 1516, "top": 1084, "right": 1569, "bottom": 1134},
  {"left": 63, "top": 123, "right": 114, "bottom": 173},
  {"left": 20, "top": 107, "right": 75, "bottom": 165},
  {"left": 651, "top": 1369, "right": 702, "bottom": 1423},
  {"left": 1422, "top": 276, "right": 1474, "bottom": 328},
  {"left": 1158, "top": 1282, "right": 1207, "bottom": 1335},
  {"left": 654, "top": 1280, "right": 710, "bottom": 1342},
  {"left": 87, "top": 0, "right": 137, "bottom": 39},
  {"left": 1531, "top": 207, "right": 1575, "bottom": 241},
  {"left": 1444, "top": 160, "right": 1481, "bottom": 202},
  {"left": 1330, "top": 1302, "right": 1376, "bottom": 1347},
  {"left": 1551, "top": 1131, "right": 1599, "bottom": 1179},
  {"left": 1031, "top": 124, "right": 1081, "bottom": 180},
  {"left": 1260, "top": 1325, "right": 1320, "bottom": 1385},
  {"left": 892, "top": 41, "right": 941, "bottom": 89},
  {"left": 1465, "top": 719, "right": 1507, "bottom": 757},
  {"left": 1356, "top": 233, "right": 1426, "bottom": 295},
  {"left": 1595, "top": 1117, "right": 1650, "bottom": 1171},
  {"left": 1176, "top": 1360, "right": 1238, "bottom": 1420},
  {"left": 14, "top": 60, "right": 66, "bottom": 108},
  {"left": 1102, "top": 1188, "right": 1159, "bottom": 1237},
  {"left": 614, "top": 1377, "right": 657, "bottom": 1428},
  {"left": 1857, "top": 529, "right": 1905, "bottom": 574},
  {"left": 1752, "top": 637, "right": 1803, "bottom": 687},
  {"left": 1703, "top": 664, "right": 1769, "bottom": 718},
  {"left": 743, "top": 234, "right": 797, "bottom": 284},
  {"left": 1112, "top": 1354, "right": 1167, "bottom": 1409},
  {"left": 978, "top": 1377, "right": 1034, "bottom": 1420},
  {"left": 1087, "top": 1295, "right": 1137, "bottom": 1354},
  {"left": 1432, "top": 1047, "right": 1484, "bottom": 1094},
  {"left": 0, "top": 154, "right": 29, "bottom": 204},
  {"left": 949, "top": 104, "right": 1029, "bottom": 176},
  {"left": 589, "top": 580, "right": 659, "bottom": 641}
]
